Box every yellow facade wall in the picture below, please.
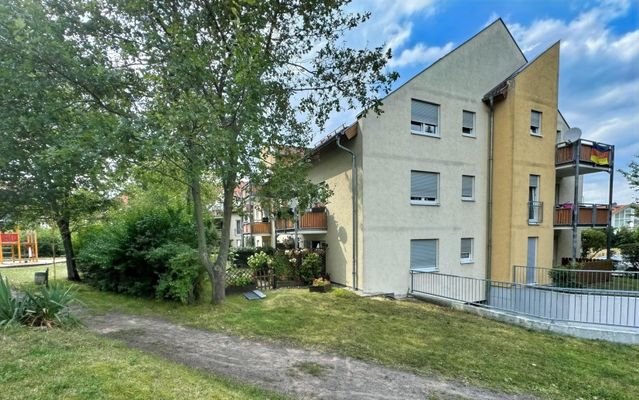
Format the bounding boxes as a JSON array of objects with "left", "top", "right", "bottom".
[
  {"left": 491, "top": 43, "right": 560, "bottom": 282},
  {"left": 307, "top": 132, "right": 364, "bottom": 289}
]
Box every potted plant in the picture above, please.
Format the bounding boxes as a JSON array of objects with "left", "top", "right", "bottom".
[{"left": 309, "top": 277, "right": 331, "bottom": 293}]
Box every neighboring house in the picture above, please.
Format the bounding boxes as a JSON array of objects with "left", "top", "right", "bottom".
[
  {"left": 612, "top": 204, "right": 638, "bottom": 230},
  {"left": 306, "top": 19, "right": 614, "bottom": 295}
]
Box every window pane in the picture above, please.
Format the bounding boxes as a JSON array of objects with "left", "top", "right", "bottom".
[
  {"left": 530, "top": 111, "right": 541, "bottom": 128},
  {"left": 462, "top": 175, "right": 474, "bottom": 199},
  {"left": 411, "top": 100, "right": 439, "bottom": 126},
  {"left": 411, "top": 239, "right": 437, "bottom": 270},
  {"left": 411, "top": 171, "right": 438, "bottom": 200},
  {"left": 461, "top": 238, "right": 473, "bottom": 259},
  {"left": 462, "top": 111, "right": 474, "bottom": 129}
]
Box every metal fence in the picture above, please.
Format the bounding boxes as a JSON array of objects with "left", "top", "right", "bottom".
[{"left": 410, "top": 269, "right": 639, "bottom": 328}]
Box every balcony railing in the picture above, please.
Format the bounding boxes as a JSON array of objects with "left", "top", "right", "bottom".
[
  {"left": 555, "top": 139, "right": 612, "bottom": 167},
  {"left": 528, "top": 201, "right": 543, "bottom": 224},
  {"left": 554, "top": 203, "right": 610, "bottom": 227},
  {"left": 242, "top": 221, "right": 271, "bottom": 235},
  {"left": 275, "top": 209, "right": 328, "bottom": 232}
]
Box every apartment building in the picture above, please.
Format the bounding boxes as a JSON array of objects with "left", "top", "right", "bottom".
[
  {"left": 305, "top": 19, "right": 614, "bottom": 295},
  {"left": 612, "top": 204, "right": 638, "bottom": 230}
]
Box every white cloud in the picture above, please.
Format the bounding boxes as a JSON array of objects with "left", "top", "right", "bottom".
[{"left": 389, "top": 42, "right": 455, "bottom": 67}]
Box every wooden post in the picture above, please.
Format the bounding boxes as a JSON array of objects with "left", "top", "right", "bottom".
[
  {"left": 33, "top": 230, "right": 39, "bottom": 262},
  {"left": 17, "top": 227, "right": 22, "bottom": 262},
  {"left": 0, "top": 231, "right": 3, "bottom": 263}
]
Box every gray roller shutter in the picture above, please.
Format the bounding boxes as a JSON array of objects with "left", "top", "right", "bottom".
[
  {"left": 411, "top": 239, "right": 437, "bottom": 270},
  {"left": 462, "top": 175, "right": 474, "bottom": 199},
  {"left": 411, "top": 100, "right": 439, "bottom": 126},
  {"left": 461, "top": 238, "right": 473, "bottom": 259},
  {"left": 531, "top": 111, "right": 541, "bottom": 129},
  {"left": 411, "top": 171, "right": 438, "bottom": 201},
  {"left": 462, "top": 111, "right": 474, "bottom": 129}
]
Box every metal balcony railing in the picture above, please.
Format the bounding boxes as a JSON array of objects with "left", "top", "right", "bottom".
[
  {"left": 275, "top": 209, "right": 328, "bottom": 232},
  {"left": 553, "top": 203, "right": 610, "bottom": 227},
  {"left": 528, "top": 201, "right": 543, "bottom": 224}
]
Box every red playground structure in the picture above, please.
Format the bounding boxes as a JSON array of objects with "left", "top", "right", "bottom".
[{"left": 0, "top": 229, "right": 39, "bottom": 264}]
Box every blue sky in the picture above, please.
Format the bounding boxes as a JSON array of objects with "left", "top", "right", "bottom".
[{"left": 321, "top": 0, "right": 639, "bottom": 204}]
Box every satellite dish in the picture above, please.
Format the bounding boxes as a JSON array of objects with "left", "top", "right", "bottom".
[{"left": 564, "top": 127, "right": 582, "bottom": 143}]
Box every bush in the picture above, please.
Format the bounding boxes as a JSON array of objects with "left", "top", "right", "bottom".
[
  {"left": 35, "top": 228, "right": 65, "bottom": 257},
  {"left": 154, "top": 244, "right": 204, "bottom": 304},
  {"left": 271, "top": 252, "right": 296, "bottom": 280},
  {"left": 230, "top": 247, "right": 257, "bottom": 268},
  {"left": 299, "top": 252, "right": 322, "bottom": 283},
  {"left": 76, "top": 205, "right": 213, "bottom": 301},
  {"left": 549, "top": 265, "right": 582, "bottom": 288},
  {"left": 0, "top": 274, "right": 79, "bottom": 327},
  {"left": 619, "top": 242, "right": 639, "bottom": 269},
  {"left": 230, "top": 246, "right": 275, "bottom": 268},
  {"left": 247, "top": 251, "right": 272, "bottom": 273}
]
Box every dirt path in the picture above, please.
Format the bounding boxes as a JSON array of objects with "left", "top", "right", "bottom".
[{"left": 86, "top": 313, "right": 533, "bottom": 400}]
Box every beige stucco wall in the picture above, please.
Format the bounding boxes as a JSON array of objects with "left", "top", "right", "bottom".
[
  {"left": 357, "top": 21, "right": 526, "bottom": 294},
  {"left": 308, "top": 134, "right": 364, "bottom": 288},
  {"left": 491, "top": 43, "right": 560, "bottom": 281}
]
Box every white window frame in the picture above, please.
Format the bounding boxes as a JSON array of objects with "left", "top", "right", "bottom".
[
  {"left": 410, "top": 239, "right": 438, "bottom": 272},
  {"left": 530, "top": 110, "right": 542, "bottom": 136},
  {"left": 460, "top": 238, "right": 474, "bottom": 264},
  {"left": 410, "top": 170, "right": 440, "bottom": 206},
  {"left": 462, "top": 110, "right": 476, "bottom": 137},
  {"left": 461, "top": 175, "right": 475, "bottom": 201},
  {"left": 411, "top": 100, "right": 440, "bottom": 138}
]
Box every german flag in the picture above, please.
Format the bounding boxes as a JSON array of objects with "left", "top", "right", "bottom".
[{"left": 590, "top": 143, "right": 610, "bottom": 165}]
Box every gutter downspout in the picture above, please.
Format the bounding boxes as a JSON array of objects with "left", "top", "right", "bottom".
[
  {"left": 486, "top": 97, "right": 495, "bottom": 289},
  {"left": 336, "top": 133, "right": 358, "bottom": 290}
]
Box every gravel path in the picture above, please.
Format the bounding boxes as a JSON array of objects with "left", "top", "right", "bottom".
[{"left": 86, "top": 313, "right": 533, "bottom": 400}]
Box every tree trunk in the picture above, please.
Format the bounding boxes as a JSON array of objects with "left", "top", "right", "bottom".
[
  {"left": 213, "top": 180, "right": 235, "bottom": 304},
  {"left": 57, "top": 217, "right": 80, "bottom": 281},
  {"left": 189, "top": 171, "right": 219, "bottom": 303}
]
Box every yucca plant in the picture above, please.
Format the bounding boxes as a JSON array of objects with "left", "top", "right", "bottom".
[
  {"left": 0, "top": 274, "right": 27, "bottom": 326},
  {"left": 22, "top": 283, "right": 81, "bottom": 328}
]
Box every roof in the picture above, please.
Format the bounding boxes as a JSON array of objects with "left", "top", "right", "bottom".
[
  {"left": 311, "top": 122, "right": 358, "bottom": 154},
  {"left": 313, "top": 18, "right": 529, "bottom": 153}
]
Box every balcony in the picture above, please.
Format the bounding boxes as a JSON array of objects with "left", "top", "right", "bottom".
[
  {"left": 554, "top": 204, "right": 610, "bottom": 228},
  {"left": 275, "top": 209, "right": 328, "bottom": 234},
  {"left": 242, "top": 221, "right": 271, "bottom": 235},
  {"left": 555, "top": 139, "right": 613, "bottom": 178}
]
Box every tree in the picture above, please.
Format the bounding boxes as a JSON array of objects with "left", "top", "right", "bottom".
[
  {"left": 66, "top": 0, "right": 397, "bottom": 303},
  {"left": 0, "top": 1, "right": 132, "bottom": 280},
  {"left": 581, "top": 229, "right": 607, "bottom": 257},
  {"left": 620, "top": 155, "right": 639, "bottom": 200}
]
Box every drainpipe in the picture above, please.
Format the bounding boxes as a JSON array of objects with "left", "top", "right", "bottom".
[
  {"left": 606, "top": 145, "right": 615, "bottom": 260},
  {"left": 336, "top": 133, "right": 358, "bottom": 290},
  {"left": 486, "top": 97, "right": 495, "bottom": 292}
]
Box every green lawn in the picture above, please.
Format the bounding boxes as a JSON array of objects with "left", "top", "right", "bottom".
[
  {"left": 0, "top": 328, "right": 285, "bottom": 400},
  {"left": 3, "top": 266, "right": 639, "bottom": 400}
]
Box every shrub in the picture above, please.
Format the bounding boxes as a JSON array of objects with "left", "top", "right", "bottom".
[
  {"left": 22, "top": 283, "right": 80, "bottom": 327},
  {"left": 549, "top": 265, "right": 582, "bottom": 288},
  {"left": 247, "top": 251, "right": 272, "bottom": 274},
  {"left": 271, "top": 252, "right": 296, "bottom": 280},
  {"left": 299, "top": 252, "right": 322, "bottom": 283},
  {"left": 230, "top": 247, "right": 257, "bottom": 268},
  {"left": 35, "top": 227, "right": 65, "bottom": 257},
  {"left": 154, "top": 244, "right": 205, "bottom": 304},
  {"left": 76, "top": 205, "right": 214, "bottom": 301},
  {"left": 0, "top": 274, "right": 79, "bottom": 328},
  {"left": 0, "top": 275, "right": 26, "bottom": 326}
]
